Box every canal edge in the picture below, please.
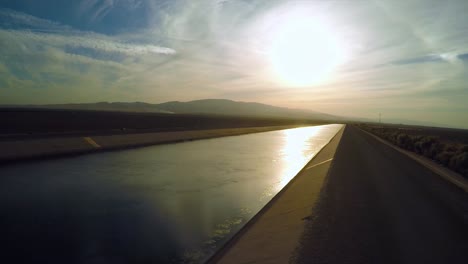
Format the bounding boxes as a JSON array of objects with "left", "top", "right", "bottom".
[{"left": 205, "top": 124, "right": 346, "bottom": 264}]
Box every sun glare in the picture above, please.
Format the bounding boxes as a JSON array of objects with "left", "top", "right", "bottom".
[
  {"left": 267, "top": 16, "right": 345, "bottom": 86},
  {"left": 277, "top": 127, "right": 322, "bottom": 189}
]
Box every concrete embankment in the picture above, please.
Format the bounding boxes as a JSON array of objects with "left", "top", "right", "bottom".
[
  {"left": 0, "top": 125, "right": 300, "bottom": 164},
  {"left": 207, "top": 125, "right": 345, "bottom": 264}
]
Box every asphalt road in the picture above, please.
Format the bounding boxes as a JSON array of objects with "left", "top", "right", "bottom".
[{"left": 294, "top": 125, "right": 468, "bottom": 264}]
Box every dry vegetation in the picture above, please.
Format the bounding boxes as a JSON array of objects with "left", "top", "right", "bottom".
[
  {"left": 358, "top": 124, "right": 468, "bottom": 179},
  {"left": 0, "top": 108, "right": 324, "bottom": 140}
]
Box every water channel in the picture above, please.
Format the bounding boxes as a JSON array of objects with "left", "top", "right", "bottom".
[{"left": 0, "top": 124, "right": 342, "bottom": 263}]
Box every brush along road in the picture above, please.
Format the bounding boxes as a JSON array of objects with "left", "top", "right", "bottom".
[{"left": 294, "top": 125, "right": 468, "bottom": 263}]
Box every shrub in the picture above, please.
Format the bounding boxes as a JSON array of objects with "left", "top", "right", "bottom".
[
  {"left": 444, "top": 144, "right": 458, "bottom": 152},
  {"left": 427, "top": 141, "right": 443, "bottom": 160},
  {"left": 449, "top": 152, "right": 468, "bottom": 175},
  {"left": 414, "top": 136, "right": 438, "bottom": 156},
  {"left": 361, "top": 124, "right": 467, "bottom": 179},
  {"left": 389, "top": 132, "right": 400, "bottom": 143},
  {"left": 455, "top": 145, "right": 468, "bottom": 154},
  {"left": 397, "top": 133, "right": 411, "bottom": 149},
  {"left": 436, "top": 151, "right": 455, "bottom": 166},
  {"left": 460, "top": 145, "right": 468, "bottom": 153}
]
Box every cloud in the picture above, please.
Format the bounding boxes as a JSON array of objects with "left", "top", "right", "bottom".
[
  {"left": 123, "top": 0, "right": 144, "bottom": 10},
  {"left": 0, "top": 29, "right": 176, "bottom": 62},
  {"left": 79, "top": 0, "right": 115, "bottom": 22},
  {"left": 0, "top": 7, "right": 179, "bottom": 104},
  {"left": 0, "top": 8, "right": 72, "bottom": 32},
  {"left": 1, "top": 1, "right": 468, "bottom": 128},
  {"left": 457, "top": 53, "right": 468, "bottom": 62},
  {"left": 78, "top": 0, "right": 145, "bottom": 22},
  {"left": 0, "top": 7, "right": 176, "bottom": 61},
  {"left": 389, "top": 54, "right": 446, "bottom": 65}
]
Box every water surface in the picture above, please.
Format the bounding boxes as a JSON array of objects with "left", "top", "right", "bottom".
[{"left": 0, "top": 124, "right": 342, "bottom": 263}]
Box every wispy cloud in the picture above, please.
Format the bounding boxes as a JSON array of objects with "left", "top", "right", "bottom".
[
  {"left": 79, "top": 0, "right": 115, "bottom": 22},
  {"left": 1, "top": 0, "right": 468, "bottom": 128},
  {"left": 389, "top": 54, "right": 446, "bottom": 65},
  {"left": 0, "top": 8, "right": 72, "bottom": 32},
  {"left": 0, "top": 29, "right": 176, "bottom": 64},
  {"left": 457, "top": 53, "right": 468, "bottom": 62},
  {"left": 0, "top": 6, "right": 179, "bottom": 104},
  {"left": 78, "top": 0, "right": 145, "bottom": 23},
  {"left": 0, "top": 7, "right": 176, "bottom": 60}
]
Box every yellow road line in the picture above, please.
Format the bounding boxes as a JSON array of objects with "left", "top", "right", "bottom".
[{"left": 83, "top": 137, "right": 101, "bottom": 148}]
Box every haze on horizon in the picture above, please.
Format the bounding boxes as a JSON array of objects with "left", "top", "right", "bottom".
[{"left": 1, "top": 0, "right": 467, "bottom": 129}]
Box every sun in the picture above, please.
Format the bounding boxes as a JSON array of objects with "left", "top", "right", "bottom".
[{"left": 267, "top": 16, "right": 345, "bottom": 86}]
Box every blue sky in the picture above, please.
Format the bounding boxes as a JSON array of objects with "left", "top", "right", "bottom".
[{"left": 1, "top": 0, "right": 468, "bottom": 128}]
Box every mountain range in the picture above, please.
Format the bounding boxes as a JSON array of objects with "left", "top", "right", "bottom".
[{"left": 5, "top": 99, "right": 342, "bottom": 121}]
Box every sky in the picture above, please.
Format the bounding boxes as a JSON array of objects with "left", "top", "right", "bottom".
[{"left": 0, "top": 0, "right": 468, "bottom": 128}]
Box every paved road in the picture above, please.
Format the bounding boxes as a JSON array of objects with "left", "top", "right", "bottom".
[{"left": 294, "top": 125, "right": 468, "bottom": 264}]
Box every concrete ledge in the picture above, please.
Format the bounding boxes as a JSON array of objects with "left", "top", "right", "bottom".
[
  {"left": 0, "top": 125, "right": 301, "bottom": 164},
  {"left": 207, "top": 125, "right": 345, "bottom": 264}
]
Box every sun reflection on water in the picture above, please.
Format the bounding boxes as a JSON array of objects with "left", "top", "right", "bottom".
[{"left": 277, "top": 126, "right": 323, "bottom": 190}]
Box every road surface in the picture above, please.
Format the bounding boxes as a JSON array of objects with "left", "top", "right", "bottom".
[{"left": 293, "top": 125, "right": 468, "bottom": 263}]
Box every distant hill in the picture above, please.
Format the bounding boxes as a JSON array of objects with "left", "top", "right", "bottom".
[
  {"left": 154, "top": 99, "right": 340, "bottom": 120},
  {"left": 13, "top": 102, "right": 174, "bottom": 114},
  {"left": 2, "top": 99, "right": 341, "bottom": 121}
]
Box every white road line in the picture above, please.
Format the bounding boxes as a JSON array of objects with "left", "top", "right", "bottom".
[{"left": 306, "top": 158, "right": 333, "bottom": 170}]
